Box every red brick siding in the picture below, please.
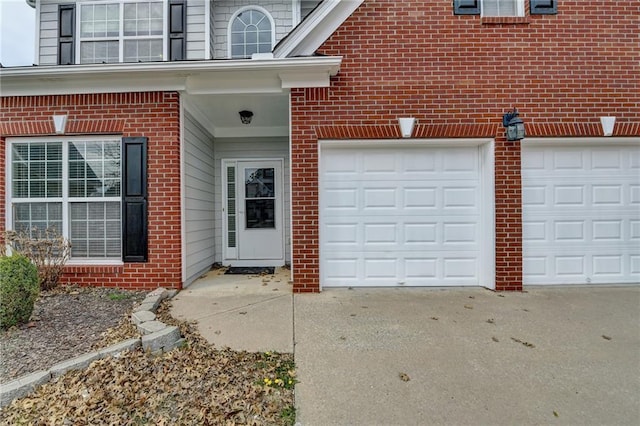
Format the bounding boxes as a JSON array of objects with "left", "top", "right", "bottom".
[
  {"left": 290, "top": 0, "right": 640, "bottom": 292},
  {"left": 0, "top": 92, "right": 182, "bottom": 290}
]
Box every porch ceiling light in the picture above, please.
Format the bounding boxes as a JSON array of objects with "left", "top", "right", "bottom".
[
  {"left": 502, "top": 108, "right": 525, "bottom": 141},
  {"left": 398, "top": 117, "right": 416, "bottom": 138},
  {"left": 239, "top": 110, "right": 254, "bottom": 125}
]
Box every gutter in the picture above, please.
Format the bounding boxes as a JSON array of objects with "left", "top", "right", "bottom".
[{"left": 0, "top": 57, "right": 342, "bottom": 96}]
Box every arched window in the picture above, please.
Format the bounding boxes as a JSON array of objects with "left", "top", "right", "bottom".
[{"left": 229, "top": 7, "right": 274, "bottom": 58}]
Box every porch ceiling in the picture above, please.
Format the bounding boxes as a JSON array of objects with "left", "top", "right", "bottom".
[{"left": 183, "top": 92, "right": 289, "bottom": 138}]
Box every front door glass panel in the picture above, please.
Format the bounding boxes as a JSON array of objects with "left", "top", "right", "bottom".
[{"left": 245, "top": 167, "right": 275, "bottom": 229}]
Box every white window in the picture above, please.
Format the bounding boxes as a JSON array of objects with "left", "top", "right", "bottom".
[
  {"left": 482, "top": 0, "right": 525, "bottom": 17},
  {"left": 8, "top": 137, "right": 122, "bottom": 261},
  {"left": 229, "top": 7, "right": 274, "bottom": 58},
  {"left": 78, "top": 1, "right": 164, "bottom": 64}
]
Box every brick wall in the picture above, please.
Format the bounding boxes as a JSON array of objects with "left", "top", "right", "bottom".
[
  {"left": 290, "top": 0, "right": 640, "bottom": 292},
  {"left": 0, "top": 92, "right": 182, "bottom": 290}
]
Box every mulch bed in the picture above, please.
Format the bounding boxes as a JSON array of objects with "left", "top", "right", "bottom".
[{"left": 1, "top": 285, "right": 146, "bottom": 382}]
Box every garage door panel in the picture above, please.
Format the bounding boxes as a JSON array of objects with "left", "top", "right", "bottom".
[
  {"left": 363, "top": 187, "right": 397, "bottom": 208},
  {"left": 631, "top": 185, "right": 640, "bottom": 204},
  {"left": 631, "top": 220, "right": 640, "bottom": 240},
  {"left": 524, "top": 215, "right": 637, "bottom": 245},
  {"left": 324, "top": 184, "right": 479, "bottom": 216},
  {"left": 524, "top": 251, "right": 639, "bottom": 285},
  {"left": 321, "top": 145, "right": 484, "bottom": 287},
  {"left": 323, "top": 251, "right": 480, "bottom": 287},
  {"left": 404, "top": 187, "right": 437, "bottom": 208},
  {"left": 632, "top": 256, "right": 640, "bottom": 275},
  {"left": 523, "top": 143, "right": 640, "bottom": 285}
]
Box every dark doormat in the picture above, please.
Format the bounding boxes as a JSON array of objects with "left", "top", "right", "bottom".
[{"left": 225, "top": 266, "right": 275, "bottom": 275}]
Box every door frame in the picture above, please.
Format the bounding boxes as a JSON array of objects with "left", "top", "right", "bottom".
[{"left": 221, "top": 158, "right": 285, "bottom": 266}]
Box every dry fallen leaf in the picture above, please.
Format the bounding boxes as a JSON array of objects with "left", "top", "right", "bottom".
[
  {"left": 511, "top": 337, "right": 535, "bottom": 348},
  {"left": 1, "top": 300, "right": 296, "bottom": 426}
]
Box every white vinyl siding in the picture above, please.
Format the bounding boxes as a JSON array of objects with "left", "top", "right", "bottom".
[
  {"left": 37, "top": 0, "right": 301, "bottom": 63},
  {"left": 186, "top": 0, "right": 207, "bottom": 60},
  {"left": 300, "top": 0, "right": 321, "bottom": 21},
  {"left": 214, "top": 137, "right": 290, "bottom": 264},
  {"left": 38, "top": 1, "right": 64, "bottom": 65},
  {"left": 184, "top": 112, "right": 216, "bottom": 285}
]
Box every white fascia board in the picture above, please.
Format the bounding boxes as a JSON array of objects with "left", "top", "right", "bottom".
[
  {"left": 274, "top": 0, "right": 364, "bottom": 58},
  {"left": 0, "top": 57, "right": 342, "bottom": 97},
  {"left": 279, "top": 71, "right": 332, "bottom": 88}
]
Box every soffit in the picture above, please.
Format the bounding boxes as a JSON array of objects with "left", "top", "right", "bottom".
[{"left": 0, "top": 57, "right": 342, "bottom": 97}]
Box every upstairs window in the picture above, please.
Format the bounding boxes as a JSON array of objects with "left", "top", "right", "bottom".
[
  {"left": 481, "top": 0, "right": 524, "bottom": 16},
  {"left": 78, "top": 1, "right": 164, "bottom": 63},
  {"left": 229, "top": 7, "right": 274, "bottom": 58},
  {"left": 454, "top": 0, "right": 556, "bottom": 16}
]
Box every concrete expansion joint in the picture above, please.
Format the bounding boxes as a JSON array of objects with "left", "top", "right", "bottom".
[
  {"left": 197, "top": 294, "right": 292, "bottom": 319},
  {"left": 0, "top": 287, "right": 183, "bottom": 408}
]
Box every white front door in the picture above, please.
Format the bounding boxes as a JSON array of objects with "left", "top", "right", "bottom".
[{"left": 232, "top": 160, "right": 284, "bottom": 264}]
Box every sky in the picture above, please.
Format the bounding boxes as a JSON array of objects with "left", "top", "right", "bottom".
[{"left": 0, "top": 0, "right": 36, "bottom": 67}]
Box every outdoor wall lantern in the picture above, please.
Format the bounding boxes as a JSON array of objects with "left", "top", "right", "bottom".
[
  {"left": 52, "top": 114, "right": 68, "bottom": 134},
  {"left": 502, "top": 108, "right": 525, "bottom": 141},
  {"left": 398, "top": 117, "right": 416, "bottom": 138},
  {"left": 239, "top": 110, "right": 254, "bottom": 124}
]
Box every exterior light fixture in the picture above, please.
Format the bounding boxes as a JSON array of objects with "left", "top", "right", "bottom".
[
  {"left": 600, "top": 116, "right": 616, "bottom": 136},
  {"left": 502, "top": 108, "right": 525, "bottom": 141},
  {"left": 398, "top": 117, "right": 416, "bottom": 138},
  {"left": 52, "top": 114, "right": 68, "bottom": 134},
  {"left": 239, "top": 110, "right": 253, "bottom": 124}
]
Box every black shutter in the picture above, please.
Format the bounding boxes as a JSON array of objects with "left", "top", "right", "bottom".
[
  {"left": 58, "top": 4, "right": 75, "bottom": 65},
  {"left": 168, "top": 0, "right": 186, "bottom": 61},
  {"left": 122, "top": 137, "right": 148, "bottom": 262},
  {"left": 530, "top": 0, "right": 557, "bottom": 15},
  {"left": 454, "top": 0, "right": 480, "bottom": 15}
]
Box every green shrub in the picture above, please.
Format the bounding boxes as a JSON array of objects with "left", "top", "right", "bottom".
[{"left": 0, "top": 255, "right": 40, "bottom": 329}]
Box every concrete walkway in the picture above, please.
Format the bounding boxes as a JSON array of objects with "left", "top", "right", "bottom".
[{"left": 171, "top": 273, "right": 640, "bottom": 425}]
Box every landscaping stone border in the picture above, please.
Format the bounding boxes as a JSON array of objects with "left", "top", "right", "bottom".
[{"left": 0, "top": 287, "right": 181, "bottom": 408}]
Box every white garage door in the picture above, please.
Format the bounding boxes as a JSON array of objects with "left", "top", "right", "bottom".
[
  {"left": 320, "top": 143, "right": 489, "bottom": 287},
  {"left": 522, "top": 143, "right": 640, "bottom": 285}
]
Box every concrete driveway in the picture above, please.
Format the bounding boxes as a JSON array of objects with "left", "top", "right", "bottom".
[{"left": 171, "top": 274, "right": 640, "bottom": 425}]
